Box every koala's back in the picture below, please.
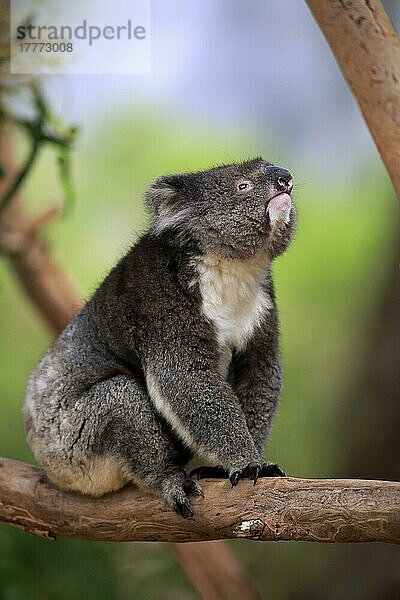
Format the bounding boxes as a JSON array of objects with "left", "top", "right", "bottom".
[
  {"left": 29, "top": 231, "right": 195, "bottom": 381},
  {"left": 24, "top": 232, "right": 200, "bottom": 490}
]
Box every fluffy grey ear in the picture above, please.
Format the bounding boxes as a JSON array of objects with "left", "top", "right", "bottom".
[
  {"left": 145, "top": 174, "right": 191, "bottom": 234},
  {"left": 145, "top": 176, "right": 178, "bottom": 217}
]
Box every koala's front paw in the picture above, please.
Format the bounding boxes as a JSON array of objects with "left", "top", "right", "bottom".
[
  {"left": 260, "top": 462, "right": 286, "bottom": 477},
  {"left": 189, "top": 465, "right": 228, "bottom": 480},
  {"left": 229, "top": 463, "right": 262, "bottom": 488},
  {"left": 190, "top": 463, "right": 264, "bottom": 486},
  {"left": 171, "top": 495, "right": 194, "bottom": 519},
  {"left": 163, "top": 470, "right": 204, "bottom": 519},
  {"left": 229, "top": 462, "right": 285, "bottom": 487}
]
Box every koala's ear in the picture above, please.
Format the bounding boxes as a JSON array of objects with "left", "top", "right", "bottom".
[{"left": 145, "top": 175, "right": 181, "bottom": 216}]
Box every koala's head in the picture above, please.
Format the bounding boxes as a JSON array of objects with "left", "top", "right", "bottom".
[{"left": 146, "top": 157, "right": 296, "bottom": 260}]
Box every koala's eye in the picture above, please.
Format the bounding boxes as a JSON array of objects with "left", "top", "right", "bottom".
[{"left": 236, "top": 179, "right": 254, "bottom": 192}]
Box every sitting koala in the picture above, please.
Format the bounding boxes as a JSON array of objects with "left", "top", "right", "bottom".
[{"left": 24, "top": 158, "right": 296, "bottom": 517}]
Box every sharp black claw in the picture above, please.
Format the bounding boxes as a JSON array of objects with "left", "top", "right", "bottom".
[
  {"left": 189, "top": 467, "right": 203, "bottom": 480},
  {"left": 183, "top": 478, "right": 205, "bottom": 499},
  {"left": 260, "top": 463, "right": 286, "bottom": 477},
  {"left": 230, "top": 471, "right": 240, "bottom": 488},
  {"left": 189, "top": 466, "right": 228, "bottom": 480},
  {"left": 174, "top": 499, "right": 194, "bottom": 519},
  {"left": 193, "top": 484, "right": 205, "bottom": 498},
  {"left": 251, "top": 465, "right": 261, "bottom": 486}
]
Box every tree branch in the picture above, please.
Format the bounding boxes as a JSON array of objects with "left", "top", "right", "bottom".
[
  {"left": 305, "top": 0, "right": 400, "bottom": 199},
  {"left": 0, "top": 83, "right": 77, "bottom": 214},
  {"left": 1, "top": 458, "right": 399, "bottom": 544},
  {"left": 0, "top": 132, "right": 81, "bottom": 333},
  {"left": 0, "top": 133, "right": 41, "bottom": 213}
]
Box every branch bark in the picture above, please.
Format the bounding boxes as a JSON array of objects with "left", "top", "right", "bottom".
[
  {"left": 305, "top": 0, "right": 400, "bottom": 199},
  {"left": 0, "top": 458, "right": 399, "bottom": 544}
]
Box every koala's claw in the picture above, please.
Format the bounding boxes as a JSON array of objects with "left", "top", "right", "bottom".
[
  {"left": 166, "top": 471, "right": 204, "bottom": 518},
  {"left": 230, "top": 464, "right": 262, "bottom": 487},
  {"left": 172, "top": 497, "right": 194, "bottom": 519},
  {"left": 183, "top": 473, "right": 205, "bottom": 500},
  {"left": 185, "top": 479, "right": 205, "bottom": 498},
  {"left": 190, "top": 464, "right": 265, "bottom": 486},
  {"left": 189, "top": 465, "right": 228, "bottom": 480},
  {"left": 260, "top": 463, "right": 286, "bottom": 477},
  {"left": 229, "top": 471, "right": 241, "bottom": 488},
  {"left": 249, "top": 464, "right": 261, "bottom": 485}
]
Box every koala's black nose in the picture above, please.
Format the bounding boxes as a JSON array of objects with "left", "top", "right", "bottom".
[{"left": 266, "top": 166, "right": 293, "bottom": 193}]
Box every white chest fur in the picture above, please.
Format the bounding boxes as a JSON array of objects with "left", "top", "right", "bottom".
[{"left": 195, "top": 253, "right": 272, "bottom": 361}]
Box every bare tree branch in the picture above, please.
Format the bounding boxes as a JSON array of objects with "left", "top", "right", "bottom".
[
  {"left": 306, "top": 0, "right": 400, "bottom": 199},
  {"left": 0, "top": 195, "right": 82, "bottom": 333},
  {"left": 0, "top": 458, "right": 399, "bottom": 545}
]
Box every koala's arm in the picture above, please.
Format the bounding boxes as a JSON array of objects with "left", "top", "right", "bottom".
[
  {"left": 230, "top": 310, "right": 282, "bottom": 455},
  {"left": 144, "top": 339, "right": 261, "bottom": 474}
]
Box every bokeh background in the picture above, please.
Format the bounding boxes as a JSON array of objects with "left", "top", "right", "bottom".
[{"left": 1, "top": 1, "right": 399, "bottom": 598}]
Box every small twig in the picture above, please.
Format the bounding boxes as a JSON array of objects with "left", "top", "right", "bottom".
[
  {"left": 0, "top": 134, "right": 41, "bottom": 212},
  {"left": 26, "top": 203, "right": 61, "bottom": 236},
  {"left": 0, "top": 82, "right": 77, "bottom": 214}
]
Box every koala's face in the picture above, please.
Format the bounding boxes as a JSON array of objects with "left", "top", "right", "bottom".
[{"left": 146, "top": 157, "right": 296, "bottom": 260}]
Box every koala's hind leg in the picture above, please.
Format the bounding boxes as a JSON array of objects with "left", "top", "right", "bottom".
[{"left": 40, "top": 375, "right": 202, "bottom": 517}]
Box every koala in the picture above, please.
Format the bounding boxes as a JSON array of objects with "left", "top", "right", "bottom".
[{"left": 24, "top": 157, "right": 296, "bottom": 518}]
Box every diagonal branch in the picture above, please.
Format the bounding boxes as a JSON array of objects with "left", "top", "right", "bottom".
[
  {"left": 0, "top": 458, "right": 399, "bottom": 544},
  {"left": 0, "top": 133, "right": 41, "bottom": 212},
  {"left": 305, "top": 0, "right": 400, "bottom": 199},
  {"left": 0, "top": 195, "right": 81, "bottom": 332}
]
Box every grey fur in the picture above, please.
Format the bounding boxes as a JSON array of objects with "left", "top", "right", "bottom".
[{"left": 24, "top": 157, "right": 296, "bottom": 517}]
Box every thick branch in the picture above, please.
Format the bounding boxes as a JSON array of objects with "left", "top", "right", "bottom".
[
  {"left": 0, "top": 458, "right": 399, "bottom": 544},
  {"left": 306, "top": 0, "right": 400, "bottom": 199}
]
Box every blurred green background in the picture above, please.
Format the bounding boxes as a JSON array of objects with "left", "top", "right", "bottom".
[
  {"left": 1, "top": 109, "right": 398, "bottom": 600},
  {"left": 1, "top": 0, "right": 400, "bottom": 598}
]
